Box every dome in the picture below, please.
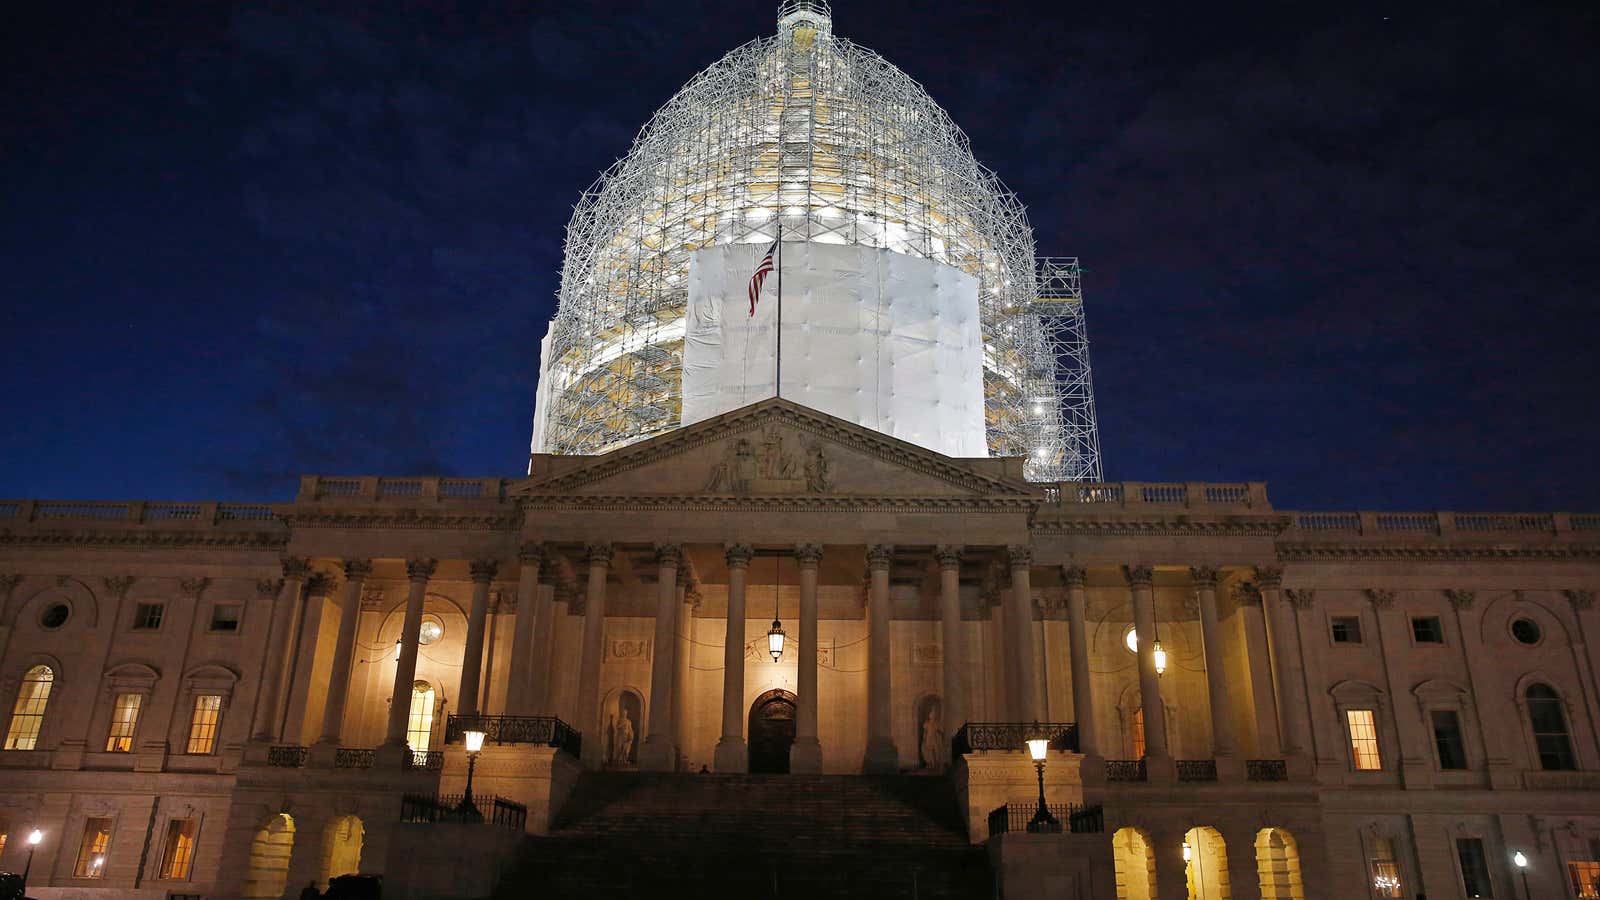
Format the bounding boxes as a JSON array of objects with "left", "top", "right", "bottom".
[{"left": 531, "top": 2, "right": 1093, "bottom": 480}]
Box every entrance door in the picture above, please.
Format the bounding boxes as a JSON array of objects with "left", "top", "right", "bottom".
[{"left": 748, "top": 690, "right": 797, "bottom": 774}]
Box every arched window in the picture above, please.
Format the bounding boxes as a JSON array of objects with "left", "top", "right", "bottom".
[
  {"left": 1130, "top": 708, "right": 1146, "bottom": 759},
  {"left": 406, "top": 681, "right": 436, "bottom": 754},
  {"left": 1526, "top": 683, "right": 1576, "bottom": 771},
  {"left": 5, "top": 665, "right": 55, "bottom": 750}
]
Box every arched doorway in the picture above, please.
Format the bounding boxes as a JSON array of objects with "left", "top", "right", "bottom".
[
  {"left": 1113, "top": 826, "right": 1156, "bottom": 900},
  {"left": 1184, "top": 826, "right": 1230, "bottom": 899},
  {"left": 748, "top": 689, "right": 797, "bottom": 774},
  {"left": 320, "top": 815, "right": 364, "bottom": 886},
  {"left": 1256, "top": 828, "right": 1305, "bottom": 899},
  {"left": 243, "top": 813, "right": 295, "bottom": 900}
]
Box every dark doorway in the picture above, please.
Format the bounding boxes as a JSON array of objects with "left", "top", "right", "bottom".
[{"left": 748, "top": 689, "right": 797, "bottom": 774}]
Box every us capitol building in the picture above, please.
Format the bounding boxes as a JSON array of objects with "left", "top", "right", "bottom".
[{"left": 3, "top": 4, "right": 1598, "bottom": 899}]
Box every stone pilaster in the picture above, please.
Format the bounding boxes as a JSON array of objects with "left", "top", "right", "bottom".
[
  {"left": 935, "top": 545, "right": 966, "bottom": 753},
  {"left": 380, "top": 558, "right": 437, "bottom": 763},
  {"left": 639, "top": 544, "right": 681, "bottom": 771},
  {"left": 1006, "top": 545, "right": 1041, "bottom": 722},
  {"left": 715, "top": 544, "right": 754, "bottom": 772},
  {"left": 458, "top": 558, "right": 499, "bottom": 717},
  {"left": 791, "top": 544, "right": 824, "bottom": 773},
  {"left": 577, "top": 543, "right": 613, "bottom": 767},
  {"left": 313, "top": 558, "right": 371, "bottom": 755},
  {"left": 251, "top": 557, "right": 309, "bottom": 742}
]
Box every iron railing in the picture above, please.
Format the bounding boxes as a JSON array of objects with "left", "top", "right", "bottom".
[
  {"left": 336, "top": 748, "right": 375, "bottom": 769},
  {"left": 445, "top": 714, "right": 582, "bottom": 759},
  {"left": 267, "top": 745, "right": 308, "bottom": 768},
  {"left": 1177, "top": 759, "right": 1218, "bottom": 782},
  {"left": 951, "top": 722, "right": 1078, "bottom": 757},
  {"left": 1105, "top": 759, "right": 1148, "bottom": 782},
  {"left": 1246, "top": 759, "right": 1288, "bottom": 782},
  {"left": 399, "top": 792, "right": 525, "bottom": 831},
  {"left": 986, "top": 803, "right": 1104, "bottom": 835},
  {"left": 405, "top": 750, "right": 444, "bottom": 771}
]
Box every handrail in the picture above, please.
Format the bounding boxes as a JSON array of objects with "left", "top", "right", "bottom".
[{"left": 987, "top": 802, "right": 1104, "bottom": 836}]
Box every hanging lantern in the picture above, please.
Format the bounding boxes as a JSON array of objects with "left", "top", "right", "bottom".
[
  {"left": 394, "top": 637, "right": 403, "bottom": 661},
  {"left": 1152, "top": 639, "right": 1168, "bottom": 676},
  {"left": 767, "top": 617, "right": 787, "bottom": 662}
]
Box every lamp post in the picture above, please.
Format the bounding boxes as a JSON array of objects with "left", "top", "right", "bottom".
[
  {"left": 1513, "top": 850, "right": 1530, "bottom": 900},
  {"left": 22, "top": 828, "right": 43, "bottom": 892},
  {"left": 1024, "top": 736, "right": 1061, "bottom": 833},
  {"left": 766, "top": 555, "right": 785, "bottom": 662},
  {"left": 455, "top": 729, "right": 486, "bottom": 822}
]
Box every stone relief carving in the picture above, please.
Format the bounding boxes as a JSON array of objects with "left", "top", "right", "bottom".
[
  {"left": 704, "top": 427, "right": 830, "bottom": 494},
  {"left": 911, "top": 642, "right": 942, "bottom": 666},
  {"left": 607, "top": 639, "right": 651, "bottom": 662}
]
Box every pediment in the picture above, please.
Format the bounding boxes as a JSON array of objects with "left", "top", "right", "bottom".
[{"left": 512, "top": 399, "right": 1035, "bottom": 500}]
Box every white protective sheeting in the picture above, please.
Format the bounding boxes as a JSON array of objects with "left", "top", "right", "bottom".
[
  {"left": 682, "top": 241, "right": 987, "bottom": 459},
  {"left": 527, "top": 323, "right": 555, "bottom": 462}
]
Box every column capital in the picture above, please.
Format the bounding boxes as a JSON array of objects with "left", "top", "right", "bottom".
[
  {"left": 676, "top": 565, "right": 693, "bottom": 588},
  {"left": 256, "top": 578, "right": 283, "bottom": 598},
  {"left": 655, "top": 543, "right": 683, "bottom": 567},
  {"left": 585, "top": 542, "right": 614, "bottom": 565},
  {"left": 1122, "top": 564, "right": 1154, "bottom": 587},
  {"left": 342, "top": 558, "right": 374, "bottom": 580},
  {"left": 934, "top": 545, "right": 963, "bottom": 570},
  {"left": 280, "top": 556, "right": 313, "bottom": 580},
  {"left": 1284, "top": 588, "right": 1316, "bottom": 609},
  {"left": 725, "top": 544, "right": 755, "bottom": 568},
  {"left": 1231, "top": 581, "right": 1262, "bottom": 606},
  {"left": 1060, "top": 564, "right": 1087, "bottom": 587},
  {"left": 518, "top": 542, "right": 545, "bottom": 565},
  {"left": 104, "top": 575, "right": 137, "bottom": 599},
  {"left": 1006, "top": 544, "right": 1033, "bottom": 568},
  {"left": 1188, "top": 565, "right": 1219, "bottom": 588},
  {"left": 1365, "top": 588, "right": 1396, "bottom": 610},
  {"left": 1565, "top": 589, "right": 1596, "bottom": 612},
  {"left": 866, "top": 544, "right": 895, "bottom": 570},
  {"left": 1444, "top": 588, "right": 1476, "bottom": 611},
  {"left": 405, "top": 558, "right": 438, "bottom": 582},
  {"left": 306, "top": 572, "right": 339, "bottom": 597},
  {"left": 1253, "top": 564, "right": 1284, "bottom": 588},
  {"left": 469, "top": 559, "right": 501, "bottom": 584},
  {"left": 794, "top": 543, "right": 824, "bottom": 568}
]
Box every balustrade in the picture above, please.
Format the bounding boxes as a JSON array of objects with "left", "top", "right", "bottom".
[
  {"left": 400, "top": 793, "right": 526, "bottom": 830},
  {"left": 1245, "top": 759, "right": 1288, "bottom": 782},
  {"left": 951, "top": 722, "right": 1078, "bottom": 757},
  {"left": 987, "top": 803, "right": 1104, "bottom": 835},
  {"left": 1105, "top": 759, "right": 1147, "bottom": 782},
  {"left": 1176, "top": 759, "right": 1218, "bottom": 782},
  {"left": 445, "top": 714, "right": 582, "bottom": 759},
  {"left": 267, "top": 745, "right": 309, "bottom": 767},
  {"left": 335, "top": 748, "right": 375, "bottom": 769}
]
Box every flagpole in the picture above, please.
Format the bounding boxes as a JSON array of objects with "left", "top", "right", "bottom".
[{"left": 775, "top": 220, "right": 783, "bottom": 400}]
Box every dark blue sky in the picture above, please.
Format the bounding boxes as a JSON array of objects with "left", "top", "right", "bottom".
[{"left": 3, "top": 1, "right": 1596, "bottom": 512}]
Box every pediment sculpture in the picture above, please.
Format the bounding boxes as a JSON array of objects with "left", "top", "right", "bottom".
[{"left": 704, "top": 427, "right": 830, "bottom": 494}]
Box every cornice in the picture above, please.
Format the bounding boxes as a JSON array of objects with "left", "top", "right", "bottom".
[
  {"left": 1032, "top": 516, "right": 1291, "bottom": 538},
  {"left": 519, "top": 403, "right": 1033, "bottom": 498},
  {"left": 0, "top": 529, "right": 287, "bottom": 550},
  {"left": 282, "top": 511, "right": 518, "bottom": 531},
  {"left": 1276, "top": 542, "right": 1600, "bottom": 562},
  {"left": 516, "top": 494, "right": 1036, "bottom": 513}
]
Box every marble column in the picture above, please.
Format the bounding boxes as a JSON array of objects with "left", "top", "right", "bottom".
[
  {"left": 1192, "top": 566, "right": 1237, "bottom": 764},
  {"left": 252, "top": 557, "right": 309, "bottom": 742},
  {"left": 935, "top": 546, "right": 966, "bottom": 752},
  {"left": 791, "top": 544, "right": 824, "bottom": 773},
  {"left": 715, "top": 544, "right": 754, "bottom": 771},
  {"left": 314, "top": 559, "right": 371, "bottom": 749},
  {"left": 1125, "top": 565, "right": 1170, "bottom": 759},
  {"left": 864, "top": 544, "right": 898, "bottom": 772},
  {"left": 1257, "top": 565, "right": 1311, "bottom": 756},
  {"left": 383, "top": 558, "right": 437, "bottom": 755},
  {"left": 506, "top": 544, "right": 542, "bottom": 715},
  {"left": 1007, "top": 546, "right": 1042, "bottom": 722},
  {"left": 577, "top": 543, "right": 612, "bottom": 767},
  {"left": 457, "top": 559, "right": 498, "bottom": 717},
  {"left": 640, "top": 545, "right": 681, "bottom": 771},
  {"left": 1062, "top": 565, "right": 1099, "bottom": 758}
]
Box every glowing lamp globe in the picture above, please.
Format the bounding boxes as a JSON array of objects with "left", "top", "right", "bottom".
[
  {"left": 464, "top": 730, "right": 487, "bottom": 753},
  {"left": 1513, "top": 851, "right": 1528, "bottom": 868},
  {"left": 28, "top": 829, "right": 43, "bottom": 846},
  {"left": 1026, "top": 738, "right": 1049, "bottom": 762},
  {"left": 767, "top": 619, "right": 787, "bottom": 662},
  {"left": 1152, "top": 640, "right": 1168, "bottom": 676}
]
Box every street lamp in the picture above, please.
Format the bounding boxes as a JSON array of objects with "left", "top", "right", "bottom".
[
  {"left": 455, "top": 729, "right": 486, "bottom": 822},
  {"left": 1024, "top": 735, "right": 1061, "bottom": 833},
  {"left": 1513, "top": 850, "right": 1530, "bottom": 900},
  {"left": 766, "top": 555, "right": 785, "bottom": 662},
  {"left": 22, "top": 829, "right": 43, "bottom": 892}
]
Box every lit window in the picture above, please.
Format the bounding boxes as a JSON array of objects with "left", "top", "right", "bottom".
[
  {"left": 185, "top": 695, "right": 223, "bottom": 755},
  {"left": 5, "top": 665, "right": 54, "bottom": 750},
  {"left": 1527, "top": 683, "right": 1577, "bottom": 771},
  {"left": 1431, "top": 709, "right": 1467, "bottom": 770},
  {"left": 407, "top": 681, "right": 435, "bottom": 754},
  {"left": 133, "top": 603, "right": 165, "bottom": 630},
  {"left": 1346, "top": 708, "right": 1382, "bottom": 770},
  {"left": 1130, "top": 708, "right": 1145, "bottom": 759},
  {"left": 74, "top": 816, "right": 113, "bottom": 878},
  {"left": 1411, "top": 616, "right": 1444, "bottom": 644},
  {"left": 106, "top": 693, "right": 143, "bottom": 752},
  {"left": 1455, "top": 837, "right": 1493, "bottom": 898},
  {"left": 159, "top": 818, "right": 197, "bottom": 880},
  {"left": 1330, "top": 616, "right": 1362, "bottom": 644},
  {"left": 209, "top": 604, "right": 242, "bottom": 632},
  {"left": 1369, "top": 836, "right": 1403, "bottom": 898},
  {"left": 1123, "top": 626, "right": 1139, "bottom": 654},
  {"left": 1569, "top": 858, "right": 1600, "bottom": 899}
]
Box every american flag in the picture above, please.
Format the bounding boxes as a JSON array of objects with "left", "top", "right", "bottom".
[{"left": 747, "top": 239, "right": 778, "bottom": 316}]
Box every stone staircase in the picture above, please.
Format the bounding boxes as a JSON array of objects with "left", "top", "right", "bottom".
[{"left": 494, "top": 773, "right": 993, "bottom": 898}]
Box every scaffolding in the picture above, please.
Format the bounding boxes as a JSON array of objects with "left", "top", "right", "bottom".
[{"left": 532, "top": 0, "right": 1103, "bottom": 481}]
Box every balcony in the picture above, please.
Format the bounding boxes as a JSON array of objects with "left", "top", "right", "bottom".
[
  {"left": 951, "top": 722, "right": 1078, "bottom": 757},
  {"left": 444, "top": 715, "right": 582, "bottom": 759}
]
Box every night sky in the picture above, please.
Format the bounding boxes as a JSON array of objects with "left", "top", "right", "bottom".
[{"left": 3, "top": 1, "right": 1596, "bottom": 512}]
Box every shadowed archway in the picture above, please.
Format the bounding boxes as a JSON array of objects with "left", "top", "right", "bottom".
[{"left": 748, "top": 689, "right": 797, "bottom": 774}]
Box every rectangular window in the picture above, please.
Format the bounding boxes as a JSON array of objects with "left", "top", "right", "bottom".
[
  {"left": 1431, "top": 709, "right": 1467, "bottom": 769},
  {"left": 1411, "top": 616, "right": 1445, "bottom": 644},
  {"left": 1346, "top": 708, "right": 1383, "bottom": 770},
  {"left": 185, "top": 695, "right": 223, "bottom": 755},
  {"left": 133, "top": 602, "right": 165, "bottom": 630},
  {"left": 159, "top": 818, "right": 197, "bottom": 880},
  {"left": 209, "top": 604, "right": 242, "bottom": 633},
  {"left": 105, "top": 693, "right": 143, "bottom": 752},
  {"left": 74, "top": 816, "right": 113, "bottom": 878},
  {"left": 1456, "top": 837, "right": 1494, "bottom": 897},
  {"left": 1570, "top": 860, "right": 1600, "bottom": 899},
  {"left": 1330, "top": 615, "right": 1363, "bottom": 644},
  {"left": 1369, "top": 836, "right": 1403, "bottom": 898}
]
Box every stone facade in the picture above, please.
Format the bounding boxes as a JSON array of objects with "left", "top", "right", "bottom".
[{"left": 1, "top": 398, "right": 1598, "bottom": 899}]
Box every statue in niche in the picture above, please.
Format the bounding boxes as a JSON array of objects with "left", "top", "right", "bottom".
[
  {"left": 603, "top": 690, "right": 641, "bottom": 768},
  {"left": 917, "top": 695, "right": 946, "bottom": 770}
]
